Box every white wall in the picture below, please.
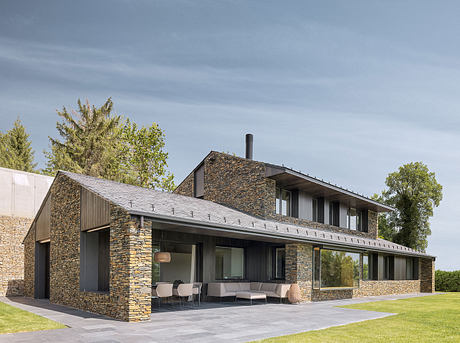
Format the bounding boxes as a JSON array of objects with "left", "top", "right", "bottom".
[{"left": 0, "top": 167, "right": 53, "bottom": 218}]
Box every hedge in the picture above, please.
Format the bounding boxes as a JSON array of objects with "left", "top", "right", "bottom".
[{"left": 435, "top": 270, "right": 460, "bottom": 292}]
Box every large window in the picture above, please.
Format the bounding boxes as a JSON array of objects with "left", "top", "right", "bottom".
[
  {"left": 362, "top": 254, "right": 369, "bottom": 280},
  {"left": 275, "top": 248, "right": 285, "bottom": 279},
  {"left": 347, "top": 208, "right": 362, "bottom": 231},
  {"left": 276, "top": 188, "right": 291, "bottom": 216},
  {"left": 215, "top": 246, "right": 244, "bottom": 280},
  {"left": 313, "top": 248, "right": 360, "bottom": 289},
  {"left": 80, "top": 228, "right": 110, "bottom": 292}
]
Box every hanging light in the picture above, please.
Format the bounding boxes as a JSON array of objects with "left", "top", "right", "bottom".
[{"left": 154, "top": 252, "right": 171, "bottom": 263}]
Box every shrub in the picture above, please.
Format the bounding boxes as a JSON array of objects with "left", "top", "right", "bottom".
[{"left": 435, "top": 270, "right": 460, "bottom": 292}]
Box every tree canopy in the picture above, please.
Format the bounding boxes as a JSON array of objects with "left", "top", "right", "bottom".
[
  {"left": 45, "top": 98, "right": 175, "bottom": 191},
  {"left": 375, "top": 162, "right": 442, "bottom": 252},
  {"left": 0, "top": 118, "right": 37, "bottom": 172}
]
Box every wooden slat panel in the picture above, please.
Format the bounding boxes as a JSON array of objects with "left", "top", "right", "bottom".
[
  {"left": 80, "top": 188, "right": 110, "bottom": 231},
  {"left": 36, "top": 196, "right": 51, "bottom": 241}
]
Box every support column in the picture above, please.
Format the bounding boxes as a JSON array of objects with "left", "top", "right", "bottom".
[
  {"left": 420, "top": 257, "right": 435, "bottom": 293},
  {"left": 285, "top": 243, "right": 313, "bottom": 301},
  {"left": 127, "top": 218, "right": 152, "bottom": 321}
]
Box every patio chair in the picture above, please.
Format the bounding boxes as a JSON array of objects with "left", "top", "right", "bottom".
[
  {"left": 192, "top": 282, "right": 202, "bottom": 306},
  {"left": 152, "top": 283, "right": 173, "bottom": 308},
  {"left": 173, "top": 283, "right": 194, "bottom": 308}
]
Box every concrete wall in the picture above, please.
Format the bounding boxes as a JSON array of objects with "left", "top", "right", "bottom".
[
  {"left": 0, "top": 167, "right": 53, "bottom": 218},
  {"left": 0, "top": 167, "right": 53, "bottom": 296}
]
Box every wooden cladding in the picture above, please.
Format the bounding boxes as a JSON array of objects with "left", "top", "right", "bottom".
[
  {"left": 80, "top": 188, "right": 110, "bottom": 231},
  {"left": 194, "top": 164, "right": 204, "bottom": 198},
  {"left": 36, "top": 195, "right": 51, "bottom": 242}
]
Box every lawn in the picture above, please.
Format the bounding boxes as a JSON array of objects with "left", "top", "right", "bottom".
[
  {"left": 0, "top": 301, "right": 66, "bottom": 334},
  {"left": 256, "top": 293, "right": 460, "bottom": 343}
]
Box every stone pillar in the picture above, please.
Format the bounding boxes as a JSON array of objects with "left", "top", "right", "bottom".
[
  {"left": 420, "top": 257, "right": 435, "bottom": 293},
  {"left": 126, "top": 218, "right": 152, "bottom": 321},
  {"left": 285, "top": 243, "right": 313, "bottom": 302}
]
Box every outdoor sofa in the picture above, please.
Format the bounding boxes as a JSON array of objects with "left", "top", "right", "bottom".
[{"left": 207, "top": 282, "right": 291, "bottom": 302}]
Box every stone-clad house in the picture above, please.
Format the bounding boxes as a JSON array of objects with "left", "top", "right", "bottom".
[{"left": 23, "top": 137, "right": 435, "bottom": 322}]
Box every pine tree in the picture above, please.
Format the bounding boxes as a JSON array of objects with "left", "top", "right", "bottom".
[
  {"left": 0, "top": 118, "right": 37, "bottom": 172},
  {"left": 44, "top": 98, "right": 122, "bottom": 177},
  {"left": 45, "top": 98, "right": 175, "bottom": 191}
]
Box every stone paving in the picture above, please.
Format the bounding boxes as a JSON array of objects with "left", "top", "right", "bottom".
[{"left": 0, "top": 293, "right": 436, "bottom": 343}]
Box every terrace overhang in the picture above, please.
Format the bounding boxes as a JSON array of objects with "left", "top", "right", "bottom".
[{"left": 265, "top": 164, "right": 394, "bottom": 213}]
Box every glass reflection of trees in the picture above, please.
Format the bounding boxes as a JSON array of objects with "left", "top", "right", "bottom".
[{"left": 320, "top": 249, "right": 360, "bottom": 288}]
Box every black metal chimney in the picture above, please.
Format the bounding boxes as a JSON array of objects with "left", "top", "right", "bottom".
[{"left": 245, "top": 134, "right": 253, "bottom": 159}]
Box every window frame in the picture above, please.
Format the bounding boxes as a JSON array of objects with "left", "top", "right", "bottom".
[
  {"left": 275, "top": 187, "right": 292, "bottom": 217},
  {"left": 347, "top": 207, "right": 363, "bottom": 231},
  {"left": 313, "top": 247, "right": 361, "bottom": 290},
  {"left": 273, "top": 247, "right": 286, "bottom": 280},
  {"left": 215, "top": 246, "right": 245, "bottom": 280}
]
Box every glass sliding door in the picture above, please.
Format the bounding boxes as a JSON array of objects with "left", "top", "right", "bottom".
[
  {"left": 153, "top": 242, "right": 197, "bottom": 284},
  {"left": 215, "top": 246, "right": 244, "bottom": 280}
]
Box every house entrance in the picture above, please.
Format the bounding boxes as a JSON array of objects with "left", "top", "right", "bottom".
[{"left": 35, "top": 241, "right": 50, "bottom": 299}]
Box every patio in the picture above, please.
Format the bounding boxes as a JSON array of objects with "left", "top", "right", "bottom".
[{"left": 0, "top": 293, "right": 435, "bottom": 343}]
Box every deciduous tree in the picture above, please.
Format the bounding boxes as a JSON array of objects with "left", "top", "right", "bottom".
[{"left": 376, "top": 162, "right": 442, "bottom": 252}]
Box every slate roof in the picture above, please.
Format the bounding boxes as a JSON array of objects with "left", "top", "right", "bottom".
[{"left": 61, "top": 171, "right": 433, "bottom": 258}]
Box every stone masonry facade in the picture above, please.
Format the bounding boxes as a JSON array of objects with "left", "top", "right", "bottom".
[
  {"left": 285, "top": 243, "right": 313, "bottom": 301},
  {"left": 174, "top": 152, "right": 378, "bottom": 239},
  {"left": 174, "top": 151, "right": 435, "bottom": 300},
  {"left": 285, "top": 242, "right": 430, "bottom": 301},
  {"left": 23, "top": 174, "right": 152, "bottom": 322},
  {"left": 0, "top": 215, "right": 32, "bottom": 296},
  {"left": 420, "top": 257, "right": 435, "bottom": 293}
]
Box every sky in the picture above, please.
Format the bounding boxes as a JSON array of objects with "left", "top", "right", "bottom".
[{"left": 0, "top": 0, "right": 459, "bottom": 270}]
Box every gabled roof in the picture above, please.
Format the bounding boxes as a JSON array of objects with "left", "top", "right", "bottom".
[{"left": 61, "top": 171, "right": 433, "bottom": 258}]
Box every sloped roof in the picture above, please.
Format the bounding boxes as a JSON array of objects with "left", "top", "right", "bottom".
[{"left": 61, "top": 171, "right": 433, "bottom": 258}]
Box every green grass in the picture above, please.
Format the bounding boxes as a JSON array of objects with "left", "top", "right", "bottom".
[
  {"left": 0, "top": 301, "right": 66, "bottom": 334},
  {"left": 256, "top": 293, "right": 460, "bottom": 343}
]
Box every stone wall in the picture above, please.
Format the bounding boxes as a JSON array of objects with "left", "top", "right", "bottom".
[
  {"left": 174, "top": 171, "right": 194, "bottom": 197},
  {"left": 285, "top": 243, "right": 313, "bottom": 301},
  {"left": 312, "top": 288, "right": 354, "bottom": 301},
  {"left": 23, "top": 226, "right": 35, "bottom": 297},
  {"left": 174, "top": 152, "right": 379, "bottom": 240},
  {"left": 420, "top": 258, "right": 435, "bottom": 293},
  {"left": 368, "top": 211, "right": 378, "bottom": 239},
  {"left": 204, "top": 152, "right": 275, "bottom": 218},
  {"left": 0, "top": 215, "right": 32, "bottom": 296},
  {"left": 353, "top": 280, "right": 421, "bottom": 297},
  {"left": 23, "top": 174, "right": 152, "bottom": 322}
]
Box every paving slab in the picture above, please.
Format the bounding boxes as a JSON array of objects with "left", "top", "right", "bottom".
[{"left": 0, "top": 293, "right": 438, "bottom": 343}]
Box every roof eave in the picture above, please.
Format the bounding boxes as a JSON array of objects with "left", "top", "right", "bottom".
[{"left": 265, "top": 164, "right": 394, "bottom": 213}]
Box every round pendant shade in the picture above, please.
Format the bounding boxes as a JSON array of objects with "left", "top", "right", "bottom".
[{"left": 154, "top": 252, "right": 171, "bottom": 263}]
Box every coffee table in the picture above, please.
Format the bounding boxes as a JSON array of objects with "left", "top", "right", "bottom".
[{"left": 235, "top": 291, "right": 267, "bottom": 305}]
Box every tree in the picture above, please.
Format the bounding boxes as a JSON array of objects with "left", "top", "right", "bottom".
[
  {"left": 377, "top": 162, "right": 442, "bottom": 252},
  {"left": 0, "top": 118, "right": 37, "bottom": 172},
  {"left": 45, "top": 98, "right": 175, "bottom": 191},
  {"left": 118, "top": 120, "right": 175, "bottom": 191},
  {"left": 44, "top": 98, "right": 122, "bottom": 177}
]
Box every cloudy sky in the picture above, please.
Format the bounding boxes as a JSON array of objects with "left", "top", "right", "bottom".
[{"left": 1, "top": 0, "right": 458, "bottom": 270}]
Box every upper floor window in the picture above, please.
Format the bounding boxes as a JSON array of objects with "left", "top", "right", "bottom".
[
  {"left": 329, "top": 201, "right": 339, "bottom": 226},
  {"left": 276, "top": 188, "right": 291, "bottom": 216},
  {"left": 347, "top": 208, "right": 362, "bottom": 231},
  {"left": 312, "top": 198, "right": 319, "bottom": 222},
  {"left": 312, "top": 197, "right": 324, "bottom": 223}
]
